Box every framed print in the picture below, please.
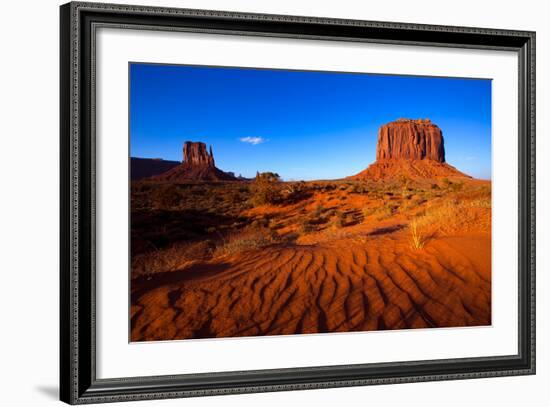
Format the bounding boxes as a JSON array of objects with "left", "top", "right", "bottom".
[{"left": 60, "top": 1, "right": 536, "bottom": 404}]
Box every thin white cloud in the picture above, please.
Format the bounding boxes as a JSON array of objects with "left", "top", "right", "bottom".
[{"left": 239, "top": 136, "right": 266, "bottom": 145}]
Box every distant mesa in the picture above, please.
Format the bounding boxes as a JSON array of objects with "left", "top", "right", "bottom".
[
  {"left": 130, "top": 157, "right": 180, "bottom": 181},
  {"left": 149, "top": 141, "right": 237, "bottom": 182},
  {"left": 225, "top": 171, "right": 250, "bottom": 181},
  {"left": 351, "top": 118, "right": 471, "bottom": 180}
]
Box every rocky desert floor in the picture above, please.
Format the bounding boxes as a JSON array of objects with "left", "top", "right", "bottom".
[{"left": 130, "top": 177, "right": 491, "bottom": 341}]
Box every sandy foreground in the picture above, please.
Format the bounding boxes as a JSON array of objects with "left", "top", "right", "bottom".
[{"left": 131, "top": 225, "right": 490, "bottom": 341}]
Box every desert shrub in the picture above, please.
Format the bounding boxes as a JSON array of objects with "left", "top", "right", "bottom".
[
  {"left": 412, "top": 196, "right": 427, "bottom": 206},
  {"left": 449, "top": 181, "right": 464, "bottom": 192},
  {"left": 131, "top": 240, "right": 214, "bottom": 279},
  {"left": 299, "top": 218, "right": 316, "bottom": 233},
  {"left": 331, "top": 211, "right": 347, "bottom": 228},
  {"left": 400, "top": 199, "right": 417, "bottom": 212},
  {"left": 361, "top": 206, "right": 377, "bottom": 220},
  {"left": 301, "top": 205, "right": 329, "bottom": 231},
  {"left": 402, "top": 195, "right": 427, "bottom": 213},
  {"left": 399, "top": 174, "right": 411, "bottom": 185},
  {"left": 132, "top": 182, "right": 154, "bottom": 194},
  {"left": 324, "top": 208, "right": 337, "bottom": 218},
  {"left": 374, "top": 203, "right": 399, "bottom": 221},
  {"left": 311, "top": 204, "right": 325, "bottom": 219},
  {"left": 228, "top": 190, "right": 245, "bottom": 204},
  {"left": 280, "top": 181, "right": 310, "bottom": 203},
  {"left": 250, "top": 172, "right": 281, "bottom": 206},
  {"left": 150, "top": 185, "right": 182, "bottom": 209},
  {"left": 282, "top": 182, "right": 303, "bottom": 194},
  {"left": 369, "top": 191, "right": 382, "bottom": 200},
  {"left": 399, "top": 176, "right": 412, "bottom": 198},
  {"left": 251, "top": 216, "right": 270, "bottom": 228},
  {"left": 313, "top": 204, "right": 324, "bottom": 218},
  {"left": 214, "top": 226, "right": 278, "bottom": 257},
  {"left": 478, "top": 185, "right": 491, "bottom": 196},
  {"left": 268, "top": 218, "right": 279, "bottom": 230},
  {"left": 348, "top": 183, "right": 367, "bottom": 194}
]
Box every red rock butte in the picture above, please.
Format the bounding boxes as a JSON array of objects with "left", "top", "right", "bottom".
[
  {"left": 183, "top": 141, "right": 215, "bottom": 167},
  {"left": 376, "top": 118, "right": 445, "bottom": 162},
  {"left": 151, "top": 141, "right": 237, "bottom": 181},
  {"left": 351, "top": 119, "right": 471, "bottom": 180}
]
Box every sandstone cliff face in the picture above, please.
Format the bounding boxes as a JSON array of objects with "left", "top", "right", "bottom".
[
  {"left": 183, "top": 141, "right": 215, "bottom": 166},
  {"left": 351, "top": 119, "right": 470, "bottom": 180},
  {"left": 376, "top": 119, "right": 445, "bottom": 162}
]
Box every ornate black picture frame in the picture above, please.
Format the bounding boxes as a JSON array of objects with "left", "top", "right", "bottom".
[{"left": 60, "top": 2, "right": 535, "bottom": 404}]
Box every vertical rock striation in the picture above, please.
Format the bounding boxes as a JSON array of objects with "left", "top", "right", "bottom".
[
  {"left": 183, "top": 141, "right": 215, "bottom": 166},
  {"left": 376, "top": 119, "right": 445, "bottom": 162}
]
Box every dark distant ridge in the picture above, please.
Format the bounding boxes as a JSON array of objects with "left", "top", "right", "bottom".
[{"left": 130, "top": 157, "right": 180, "bottom": 181}]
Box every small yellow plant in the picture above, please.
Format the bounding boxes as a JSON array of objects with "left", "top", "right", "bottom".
[{"left": 409, "top": 218, "right": 425, "bottom": 249}]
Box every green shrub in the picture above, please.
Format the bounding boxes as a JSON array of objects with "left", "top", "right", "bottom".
[{"left": 250, "top": 172, "right": 281, "bottom": 206}]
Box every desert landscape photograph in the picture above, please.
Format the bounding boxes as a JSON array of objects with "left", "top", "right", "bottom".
[{"left": 129, "top": 64, "right": 492, "bottom": 342}]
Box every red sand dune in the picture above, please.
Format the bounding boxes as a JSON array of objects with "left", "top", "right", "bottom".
[{"left": 131, "top": 230, "right": 490, "bottom": 341}]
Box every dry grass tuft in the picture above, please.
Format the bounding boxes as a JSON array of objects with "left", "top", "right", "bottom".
[
  {"left": 213, "top": 227, "right": 278, "bottom": 257},
  {"left": 409, "top": 218, "right": 427, "bottom": 249},
  {"left": 131, "top": 240, "right": 214, "bottom": 279},
  {"left": 407, "top": 191, "right": 491, "bottom": 249},
  {"left": 424, "top": 199, "right": 490, "bottom": 234}
]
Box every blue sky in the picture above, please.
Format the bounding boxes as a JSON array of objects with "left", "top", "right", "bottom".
[{"left": 130, "top": 63, "right": 492, "bottom": 180}]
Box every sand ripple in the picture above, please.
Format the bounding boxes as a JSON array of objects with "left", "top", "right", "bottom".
[{"left": 131, "top": 233, "right": 491, "bottom": 341}]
